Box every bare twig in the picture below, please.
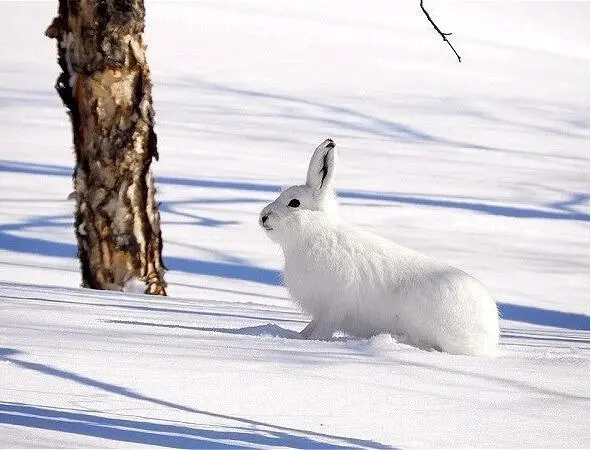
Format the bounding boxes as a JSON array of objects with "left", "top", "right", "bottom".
[{"left": 420, "top": 0, "right": 462, "bottom": 63}]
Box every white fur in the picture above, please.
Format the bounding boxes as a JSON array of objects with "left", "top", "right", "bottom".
[{"left": 260, "top": 139, "right": 500, "bottom": 355}]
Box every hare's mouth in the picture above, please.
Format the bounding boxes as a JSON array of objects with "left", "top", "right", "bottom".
[{"left": 263, "top": 224, "right": 273, "bottom": 231}]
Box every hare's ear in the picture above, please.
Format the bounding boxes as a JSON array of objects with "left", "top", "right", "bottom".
[{"left": 306, "top": 139, "right": 337, "bottom": 193}]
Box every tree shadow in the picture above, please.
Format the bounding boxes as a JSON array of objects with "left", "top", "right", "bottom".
[
  {"left": 103, "top": 320, "right": 589, "bottom": 349},
  {"left": 168, "top": 78, "right": 589, "bottom": 152},
  {"left": 0, "top": 231, "right": 282, "bottom": 286},
  {"left": 381, "top": 353, "right": 589, "bottom": 403},
  {"left": 501, "top": 327, "right": 590, "bottom": 346},
  {"left": 498, "top": 302, "right": 590, "bottom": 331},
  {"left": 0, "top": 230, "right": 589, "bottom": 331},
  {"left": 0, "top": 160, "right": 588, "bottom": 331},
  {"left": 0, "top": 159, "right": 588, "bottom": 221},
  {"left": 392, "top": 95, "right": 590, "bottom": 142},
  {"left": 4, "top": 295, "right": 306, "bottom": 325},
  {"left": 104, "top": 319, "right": 304, "bottom": 339},
  {"left": 0, "top": 349, "right": 391, "bottom": 449},
  {"left": 0, "top": 403, "right": 250, "bottom": 449},
  {"left": 0, "top": 402, "right": 389, "bottom": 449}
]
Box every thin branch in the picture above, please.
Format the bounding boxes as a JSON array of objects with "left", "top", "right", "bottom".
[{"left": 420, "top": 0, "right": 462, "bottom": 63}]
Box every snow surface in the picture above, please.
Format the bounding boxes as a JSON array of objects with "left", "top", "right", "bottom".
[{"left": 0, "top": 0, "right": 589, "bottom": 448}]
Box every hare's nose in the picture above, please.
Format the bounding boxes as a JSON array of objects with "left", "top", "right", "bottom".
[{"left": 261, "top": 215, "right": 269, "bottom": 224}]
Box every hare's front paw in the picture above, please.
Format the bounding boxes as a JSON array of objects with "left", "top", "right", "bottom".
[
  {"left": 300, "top": 319, "right": 334, "bottom": 341},
  {"left": 299, "top": 319, "right": 317, "bottom": 339}
]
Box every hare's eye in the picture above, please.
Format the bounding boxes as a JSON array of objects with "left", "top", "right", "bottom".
[{"left": 288, "top": 199, "right": 300, "bottom": 208}]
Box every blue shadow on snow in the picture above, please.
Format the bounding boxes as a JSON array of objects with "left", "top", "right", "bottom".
[
  {"left": 0, "top": 233, "right": 588, "bottom": 331},
  {"left": 0, "top": 160, "right": 588, "bottom": 331},
  {"left": 0, "top": 402, "right": 365, "bottom": 449},
  {"left": 0, "top": 348, "right": 391, "bottom": 449},
  {"left": 0, "top": 160, "right": 588, "bottom": 222},
  {"left": 498, "top": 303, "right": 589, "bottom": 332}
]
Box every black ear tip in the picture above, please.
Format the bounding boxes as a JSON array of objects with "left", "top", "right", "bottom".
[{"left": 325, "top": 139, "right": 335, "bottom": 149}]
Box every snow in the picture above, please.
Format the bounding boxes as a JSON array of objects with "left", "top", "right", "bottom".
[{"left": 0, "top": 0, "right": 589, "bottom": 448}]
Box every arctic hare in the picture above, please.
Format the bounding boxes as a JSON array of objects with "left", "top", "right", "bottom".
[{"left": 259, "top": 139, "right": 500, "bottom": 355}]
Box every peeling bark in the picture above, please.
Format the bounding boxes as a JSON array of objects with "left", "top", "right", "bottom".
[{"left": 46, "top": 0, "right": 166, "bottom": 295}]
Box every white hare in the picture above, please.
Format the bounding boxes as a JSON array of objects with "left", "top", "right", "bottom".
[{"left": 259, "top": 139, "right": 500, "bottom": 355}]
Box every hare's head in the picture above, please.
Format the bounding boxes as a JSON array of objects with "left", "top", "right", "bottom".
[{"left": 260, "top": 139, "right": 340, "bottom": 243}]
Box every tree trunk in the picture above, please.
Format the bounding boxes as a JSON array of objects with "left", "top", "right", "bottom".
[{"left": 46, "top": 0, "right": 166, "bottom": 295}]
